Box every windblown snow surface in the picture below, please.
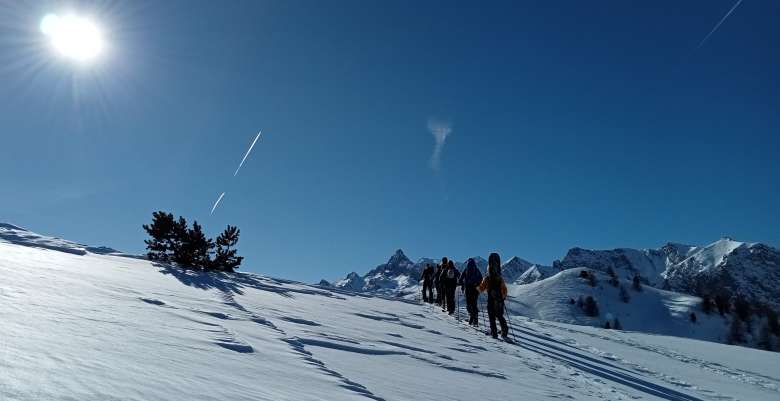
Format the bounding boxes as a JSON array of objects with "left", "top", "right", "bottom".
[{"left": 1, "top": 229, "right": 779, "bottom": 400}]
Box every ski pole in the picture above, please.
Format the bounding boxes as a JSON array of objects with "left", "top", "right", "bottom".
[
  {"left": 456, "top": 288, "right": 460, "bottom": 322},
  {"left": 504, "top": 300, "right": 517, "bottom": 342},
  {"left": 480, "top": 295, "right": 487, "bottom": 333}
]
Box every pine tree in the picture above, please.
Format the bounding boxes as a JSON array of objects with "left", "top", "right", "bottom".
[
  {"left": 584, "top": 296, "right": 599, "bottom": 317},
  {"left": 619, "top": 285, "right": 630, "bottom": 303},
  {"left": 143, "top": 211, "right": 189, "bottom": 262},
  {"left": 606, "top": 267, "right": 619, "bottom": 287},
  {"left": 767, "top": 308, "right": 780, "bottom": 335},
  {"left": 727, "top": 318, "right": 744, "bottom": 344},
  {"left": 576, "top": 296, "right": 584, "bottom": 309},
  {"left": 701, "top": 295, "right": 713, "bottom": 314},
  {"left": 179, "top": 221, "right": 212, "bottom": 269},
  {"left": 733, "top": 297, "right": 752, "bottom": 322},
  {"left": 714, "top": 293, "right": 731, "bottom": 316},
  {"left": 171, "top": 216, "right": 188, "bottom": 263},
  {"left": 690, "top": 312, "right": 697, "bottom": 323},
  {"left": 758, "top": 324, "right": 773, "bottom": 351},
  {"left": 213, "top": 225, "right": 243, "bottom": 272},
  {"left": 587, "top": 271, "right": 597, "bottom": 287},
  {"left": 142, "top": 211, "right": 175, "bottom": 261},
  {"left": 632, "top": 275, "right": 642, "bottom": 292},
  {"left": 604, "top": 321, "right": 611, "bottom": 329},
  {"left": 613, "top": 318, "right": 622, "bottom": 330}
]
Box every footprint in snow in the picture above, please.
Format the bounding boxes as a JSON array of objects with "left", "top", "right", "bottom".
[
  {"left": 139, "top": 297, "right": 166, "bottom": 306},
  {"left": 215, "top": 340, "right": 254, "bottom": 354},
  {"left": 279, "top": 316, "right": 321, "bottom": 326},
  {"left": 198, "top": 311, "right": 232, "bottom": 320},
  {"left": 212, "top": 327, "right": 255, "bottom": 354}
]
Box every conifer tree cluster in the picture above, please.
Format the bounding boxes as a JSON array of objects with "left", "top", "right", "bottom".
[
  {"left": 582, "top": 296, "right": 599, "bottom": 317},
  {"left": 618, "top": 284, "right": 631, "bottom": 303},
  {"left": 606, "top": 267, "right": 619, "bottom": 287},
  {"left": 579, "top": 270, "right": 597, "bottom": 287},
  {"left": 142, "top": 211, "right": 244, "bottom": 271},
  {"left": 631, "top": 274, "right": 642, "bottom": 292},
  {"left": 604, "top": 317, "right": 622, "bottom": 330}
]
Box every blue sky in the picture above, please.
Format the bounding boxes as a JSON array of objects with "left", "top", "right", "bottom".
[{"left": 1, "top": 1, "right": 778, "bottom": 282}]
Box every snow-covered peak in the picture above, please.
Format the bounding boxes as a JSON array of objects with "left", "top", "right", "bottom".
[
  {"left": 333, "top": 271, "right": 365, "bottom": 291},
  {"left": 664, "top": 239, "right": 780, "bottom": 309},
  {"left": 659, "top": 242, "right": 698, "bottom": 263},
  {"left": 515, "top": 264, "right": 560, "bottom": 285},
  {"left": 556, "top": 244, "right": 687, "bottom": 287},
  {"left": 503, "top": 256, "right": 533, "bottom": 267},
  {"left": 0, "top": 222, "right": 25, "bottom": 230},
  {"left": 331, "top": 249, "right": 422, "bottom": 295},
  {"left": 500, "top": 256, "right": 534, "bottom": 282},
  {"left": 387, "top": 248, "right": 412, "bottom": 266},
  {"left": 679, "top": 238, "right": 748, "bottom": 270},
  {"left": 549, "top": 238, "right": 780, "bottom": 311}
]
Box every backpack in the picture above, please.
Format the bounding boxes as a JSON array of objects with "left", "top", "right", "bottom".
[
  {"left": 488, "top": 276, "right": 504, "bottom": 302},
  {"left": 464, "top": 266, "right": 483, "bottom": 286},
  {"left": 447, "top": 269, "right": 455, "bottom": 279}
]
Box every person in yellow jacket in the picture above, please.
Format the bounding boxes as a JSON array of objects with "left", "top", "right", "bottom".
[{"left": 478, "top": 252, "right": 509, "bottom": 339}]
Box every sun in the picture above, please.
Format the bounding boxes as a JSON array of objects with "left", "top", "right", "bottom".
[{"left": 40, "top": 13, "right": 105, "bottom": 64}]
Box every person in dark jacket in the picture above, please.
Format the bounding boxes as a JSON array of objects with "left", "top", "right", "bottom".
[
  {"left": 459, "top": 258, "right": 483, "bottom": 326},
  {"left": 433, "top": 263, "right": 443, "bottom": 306},
  {"left": 444, "top": 260, "right": 460, "bottom": 315},
  {"left": 478, "top": 252, "right": 509, "bottom": 339},
  {"left": 437, "top": 258, "right": 449, "bottom": 310},
  {"left": 421, "top": 264, "right": 434, "bottom": 303}
]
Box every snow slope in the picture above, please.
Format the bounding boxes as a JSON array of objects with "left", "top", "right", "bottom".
[
  {"left": 0, "top": 222, "right": 126, "bottom": 256},
  {"left": 508, "top": 269, "right": 728, "bottom": 342},
  {"left": 2, "top": 228, "right": 780, "bottom": 401}
]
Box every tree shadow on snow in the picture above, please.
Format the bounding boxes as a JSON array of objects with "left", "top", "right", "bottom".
[
  {"left": 157, "top": 263, "right": 247, "bottom": 295},
  {"left": 156, "top": 263, "right": 345, "bottom": 300}
]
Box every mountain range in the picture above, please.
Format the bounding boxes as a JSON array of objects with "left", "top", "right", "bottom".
[
  {"left": 325, "top": 238, "right": 780, "bottom": 311},
  {"left": 323, "top": 250, "right": 554, "bottom": 296}
]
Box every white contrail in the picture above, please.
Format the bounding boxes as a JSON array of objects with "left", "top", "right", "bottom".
[
  {"left": 234, "top": 131, "right": 262, "bottom": 176},
  {"left": 210, "top": 192, "right": 225, "bottom": 215},
  {"left": 427, "top": 118, "right": 451, "bottom": 172},
  {"left": 698, "top": 0, "right": 743, "bottom": 49}
]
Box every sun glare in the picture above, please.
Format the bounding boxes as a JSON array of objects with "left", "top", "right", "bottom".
[{"left": 40, "top": 13, "right": 105, "bottom": 64}]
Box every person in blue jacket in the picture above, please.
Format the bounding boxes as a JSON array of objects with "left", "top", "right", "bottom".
[{"left": 459, "top": 258, "right": 483, "bottom": 326}]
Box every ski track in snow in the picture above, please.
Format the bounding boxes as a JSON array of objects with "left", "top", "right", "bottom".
[{"left": 529, "top": 319, "right": 780, "bottom": 396}]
